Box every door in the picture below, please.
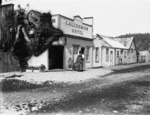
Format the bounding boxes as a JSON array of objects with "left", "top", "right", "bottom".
[
  {"left": 110, "top": 51, "right": 113, "bottom": 66},
  {"left": 80, "top": 47, "right": 85, "bottom": 69}
]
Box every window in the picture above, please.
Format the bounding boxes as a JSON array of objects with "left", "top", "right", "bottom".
[
  {"left": 121, "top": 49, "right": 123, "bottom": 54},
  {"left": 95, "top": 47, "right": 99, "bottom": 62},
  {"left": 106, "top": 48, "right": 109, "bottom": 62},
  {"left": 124, "top": 51, "right": 126, "bottom": 58},
  {"left": 128, "top": 50, "right": 130, "bottom": 54},
  {"left": 73, "top": 45, "right": 79, "bottom": 54},
  {"left": 86, "top": 46, "right": 90, "bottom": 62},
  {"left": 131, "top": 49, "right": 133, "bottom": 53},
  {"left": 117, "top": 51, "right": 119, "bottom": 58}
]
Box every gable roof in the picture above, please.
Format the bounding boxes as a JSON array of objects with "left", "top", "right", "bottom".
[
  {"left": 113, "top": 37, "right": 134, "bottom": 49},
  {"left": 96, "top": 34, "right": 127, "bottom": 49}
]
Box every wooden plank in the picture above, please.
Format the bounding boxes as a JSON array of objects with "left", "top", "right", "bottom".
[
  {"left": 0, "top": 4, "right": 14, "bottom": 51},
  {"left": 0, "top": 51, "right": 20, "bottom": 73}
]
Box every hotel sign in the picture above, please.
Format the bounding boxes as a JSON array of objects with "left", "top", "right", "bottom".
[{"left": 59, "top": 17, "right": 93, "bottom": 39}]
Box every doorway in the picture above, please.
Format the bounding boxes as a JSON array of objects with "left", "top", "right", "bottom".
[
  {"left": 80, "top": 47, "right": 85, "bottom": 54},
  {"left": 49, "top": 46, "right": 64, "bottom": 69},
  {"left": 110, "top": 51, "right": 113, "bottom": 66}
]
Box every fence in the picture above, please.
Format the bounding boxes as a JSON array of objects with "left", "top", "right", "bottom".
[{"left": 0, "top": 4, "right": 20, "bottom": 73}]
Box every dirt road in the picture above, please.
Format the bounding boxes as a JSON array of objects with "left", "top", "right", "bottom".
[{"left": 1, "top": 63, "right": 150, "bottom": 115}]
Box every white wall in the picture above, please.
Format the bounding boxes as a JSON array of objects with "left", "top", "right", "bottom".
[
  {"left": 92, "top": 37, "right": 102, "bottom": 67},
  {"left": 64, "top": 37, "right": 94, "bottom": 69},
  {"left": 28, "top": 50, "right": 49, "bottom": 70},
  {"left": 52, "top": 15, "right": 59, "bottom": 28},
  {"left": 139, "top": 50, "right": 150, "bottom": 62},
  {"left": 102, "top": 47, "right": 115, "bottom": 67}
]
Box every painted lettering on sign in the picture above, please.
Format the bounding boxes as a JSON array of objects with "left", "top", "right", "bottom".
[
  {"left": 59, "top": 16, "right": 92, "bottom": 38},
  {"left": 66, "top": 21, "right": 88, "bottom": 35},
  {"left": 66, "top": 21, "right": 88, "bottom": 31},
  {"left": 72, "top": 29, "right": 83, "bottom": 35}
]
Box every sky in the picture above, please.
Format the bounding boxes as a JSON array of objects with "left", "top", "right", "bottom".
[{"left": 3, "top": 0, "right": 150, "bottom": 37}]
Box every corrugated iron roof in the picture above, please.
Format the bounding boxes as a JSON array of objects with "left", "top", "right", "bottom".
[
  {"left": 113, "top": 37, "right": 134, "bottom": 49},
  {"left": 97, "top": 34, "right": 127, "bottom": 49}
]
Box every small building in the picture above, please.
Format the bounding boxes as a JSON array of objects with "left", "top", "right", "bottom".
[
  {"left": 114, "top": 37, "right": 137, "bottom": 64},
  {"left": 28, "top": 14, "right": 94, "bottom": 70},
  {"left": 93, "top": 34, "right": 137, "bottom": 67},
  {"left": 138, "top": 50, "right": 150, "bottom": 63},
  {"left": 94, "top": 34, "right": 127, "bottom": 67}
]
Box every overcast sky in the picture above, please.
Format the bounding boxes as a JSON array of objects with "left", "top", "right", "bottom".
[{"left": 3, "top": 0, "right": 150, "bottom": 37}]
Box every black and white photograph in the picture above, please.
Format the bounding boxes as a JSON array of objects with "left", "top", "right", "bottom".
[{"left": 0, "top": 0, "right": 150, "bottom": 114}]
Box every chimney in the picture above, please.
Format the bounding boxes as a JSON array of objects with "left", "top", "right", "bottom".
[
  {"left": 0, "top": 0, "right": 2, "bottom": 5},
  {"left": 83, "top": 17, "right": 94, "bottom": 26},
  {"left": 83, "top": 17, "right": 94, "bottom": 33}
]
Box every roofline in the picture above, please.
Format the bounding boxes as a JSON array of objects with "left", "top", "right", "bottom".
[
  {"left": 64, "top": 34, "right": 93, "bottom": 41},
  {"left": 97, "top": 34, "right": 116, "bottom": 39},
  {"left": 97, "top": 34, "right": 128, "bottom": 49},
  {"left": 102, "top": 39, "right": 112, "bottom": 47},
  {"left": 102, "top": 46, "right": 128, "bottom": 50},
  {"left": 129, "top": 37, "right": 136, "bottom": 50},
  {"left": 0, "top": 4, "right": 14, "bottom": 7},
  {"left": 114, "top": 36, "right": 134, "bottom": 49},
  {"left": 74, "top": 15, "right": 83, "bottom": 20},
  {"left": 84, "top": 17, "right": 94, "bottom": 19},
  {"left": 52, "top": 14, "right": 93, "bottom": 27}
]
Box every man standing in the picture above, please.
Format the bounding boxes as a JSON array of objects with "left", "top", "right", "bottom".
[{"left": 76, "top": 51, "right": 84, "bottom": 71}]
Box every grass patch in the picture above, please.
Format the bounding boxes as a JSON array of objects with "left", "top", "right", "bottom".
[
  {"left": 1, "top": 79, "right": 42, "bottom": 92},
  {"left": 0, "top": 79, "right": 69, "bottom": 92}
]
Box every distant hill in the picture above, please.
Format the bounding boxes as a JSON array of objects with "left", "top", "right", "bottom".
[{"left": 117, "top": 33, "right": 150, "bottom": 51}]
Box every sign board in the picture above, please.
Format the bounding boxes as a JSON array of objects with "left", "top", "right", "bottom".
[{"left": 53, "top": 15, "right": 93, "bottom": 39}]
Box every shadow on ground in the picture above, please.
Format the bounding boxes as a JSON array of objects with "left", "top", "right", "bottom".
[
  {"left": 34, "top": 75, "right": 150, "bottom": 114},
  {"left": 111, "top": 64, "right": 150, "bottom": 74}
]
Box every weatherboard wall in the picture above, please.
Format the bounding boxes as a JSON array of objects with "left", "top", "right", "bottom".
[{"left": 92, "top": 37, "right": 102, "bottom": 67}]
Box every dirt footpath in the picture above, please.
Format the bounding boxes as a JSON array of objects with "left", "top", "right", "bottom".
[{"left": 0, "top": 68, "right": 112, "bottom": 84}]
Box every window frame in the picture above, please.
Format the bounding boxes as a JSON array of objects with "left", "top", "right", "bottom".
[
  {"left": 106, "top": 48, "right": 109, "bottom": 62},
  {"left": 73, "top": 45, "right": 79, "bottom": 55},
  {"left": 86, "top": 46, "right": 90, "bottom": 62},
  {"left": 117, "top": 51, "right": 119, "bottom": 58},
  {"left": 124, "top": 51, "right": 127, "bottom": 58},
  {"left": 95, "top": 47, "right": 99, "bottom": 62}
]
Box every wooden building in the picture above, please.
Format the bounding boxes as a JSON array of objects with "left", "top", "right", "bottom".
[
  {"left": 0, "top": 4, "right": 20, "bottom": 73},
  {"left": 114, "top": 37, "right": 137, "bottom": 64},
  {"left": 138, "top": 50, "right": 150, "bottom": 63},
  {"left": 28, "top": 14, "right": 94, "bottom": 70},
  {"left": 93, "top": 34, "right": 137, "bottom": 67}
]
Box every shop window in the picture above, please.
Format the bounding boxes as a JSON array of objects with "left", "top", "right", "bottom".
[
  {"left": 106, "top": 48, "right": 109, "bottom": 62},
  {"left": 95, "top": 47, "right": 99, "bottom": 62},
  {"left": 73, "top": 45, "right": 79, "bottom": 54},
  {"left": 86, "top": 46, "right": 90, "bottom": 62}
]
